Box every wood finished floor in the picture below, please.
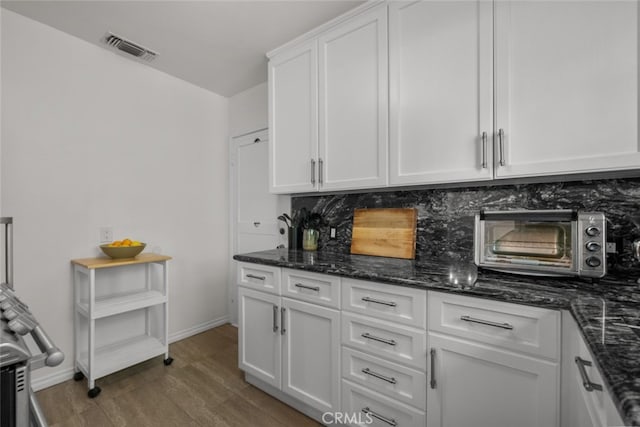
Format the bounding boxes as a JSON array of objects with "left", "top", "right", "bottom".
[{"left": 36, "top": 324, "right": 321, "bottom": 427}]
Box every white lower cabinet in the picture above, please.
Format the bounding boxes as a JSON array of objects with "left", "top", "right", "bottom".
[
  {"left": 238, "top": 284, "right": 341, "bottom": 414},
  {"left": 561, "top": 312, "right": 624, "bottom": 427},
  {"left": 341, "top": 279, "right": 428, "bottom": 427},
  {"left": 427, "top": 291, "right": 560, "bottom": 427},
  {"left": 427, "top": 333, "right": 559, "bottom": 427},
  {"left": 281, "top": 297, "right": 341, "bottom": 412}
]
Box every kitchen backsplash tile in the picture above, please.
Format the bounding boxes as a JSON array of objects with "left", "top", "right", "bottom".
[{"left": 292, "top": 177, "right": 640, "bottom": 275}]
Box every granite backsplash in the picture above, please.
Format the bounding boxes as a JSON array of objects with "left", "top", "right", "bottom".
[{"left": 291, "top": 177, "right": 640, "bottom": 276}]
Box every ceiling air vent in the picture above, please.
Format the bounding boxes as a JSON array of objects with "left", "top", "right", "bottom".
[{"left": 103, "top": 32, "right": 158, "bottom": 62}]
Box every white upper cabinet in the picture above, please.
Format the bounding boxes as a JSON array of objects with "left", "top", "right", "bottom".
[
  {"left": 494, "top": 0, "right": 640, "bottom": 178},
  {"left": 389, "top": 0, "right": 494, "bottom": 185},
  {"left": 269, "top": 39, "right": 318, "bottom": 193},
  {"left": 318, "top": 6, "right": 388, "bottom": 191}
]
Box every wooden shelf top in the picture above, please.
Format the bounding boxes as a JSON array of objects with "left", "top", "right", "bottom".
[{"left": 71, "top": 253, "right": 172, "bottom": 269}]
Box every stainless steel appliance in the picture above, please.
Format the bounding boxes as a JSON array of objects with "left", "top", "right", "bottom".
[
  {"left": 0, "top": 218, "right": 64, "bottom": 427},
  {"left": 474, "top": 209, "right": 606, "bottom": 278}
]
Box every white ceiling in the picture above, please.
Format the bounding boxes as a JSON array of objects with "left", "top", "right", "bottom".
[{"left": 1, "top": 0, "right": 364, "bottom": 97}]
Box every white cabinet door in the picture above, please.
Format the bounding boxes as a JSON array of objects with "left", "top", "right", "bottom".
[
  {"left": 389, "top": 0, "right": 493, "bottom": 185},
  {"left": 281, "top": 297, "right": 341, "bottom": 412},
  {"left": 269, "top": 39, "right": 318, "bottom": 193},
  {"left": 318, "top": 6, "right": 388, "bottom": 191},
  {"left": 427, "top": 333, "right": 559, "bottom": 427},
  {"left": 238, "top": 287, "right": 281, "bottom": 388},
  {"left": 495, "top": 1, "right": 640, "bottom": 178}
]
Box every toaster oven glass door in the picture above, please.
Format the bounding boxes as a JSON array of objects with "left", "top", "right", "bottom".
[{"left": 479, "top": 213, "right": 577, "bottom": 274}]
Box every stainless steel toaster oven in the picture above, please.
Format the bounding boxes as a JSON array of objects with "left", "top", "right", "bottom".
[{"left": 474, "top": 210, "right": 606, "bottom": 278}]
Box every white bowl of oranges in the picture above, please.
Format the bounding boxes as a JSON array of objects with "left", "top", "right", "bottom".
[{"left": 100, "top": 238, "right": 145, "bottom": 259}]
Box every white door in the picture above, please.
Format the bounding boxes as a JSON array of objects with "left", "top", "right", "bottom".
[
  {"left": 389, "top": 0, "right": 493, "bottom": 185},
  {"left": 427, "top": 333, "right": 559, "bottom": 427},
  {"left": 269, "top": 39, "right": 319, "bottom": 193},
  {"left": 238, "top": 287, "right": 281, "bottom": 388},
  {"left": 494, "top": 0, "right": 640, "bottom": 178},
  {"left": 281, "top": 297, "right": 341, "bottom": 412},
  {"left": 318, "top": 6, "right": 388, "bottom": 191},
  {"left": 230, "top": 130, "right": 283, "bottom": 324}
]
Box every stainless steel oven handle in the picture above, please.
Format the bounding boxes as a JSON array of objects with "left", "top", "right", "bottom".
[
  {"left": 361, "top": 368, "right": 397, "bottom": 384},
  {"left": 361, "top": 332, "right": 396, "bottom": 346},
  {"left": 575, "top": 357, "right": 603, "bottom": 392},
  {"left": 362, "top": 407, "right": 397, "bottom": 427},
  {"left": 460, "top": 315, "right": 514, "bottom": 330},
  {"left": 362, "top": 296, "right": 397, "bottom": 307}
]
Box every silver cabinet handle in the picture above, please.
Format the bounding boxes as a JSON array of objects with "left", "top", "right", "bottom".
[
  {"left": 481, "top": 131, "right": 488, "bottom": 168},
  {"left": 430, "top": 348, "right": 437, "bottom": 389},
  {"left": 281, "top": 307, "right": 286, "bottom": 335},
  {"left": 575, "top": 357, "right": 603, "bottom": 392},
  {"left": 498, "top": 128, "right": 506, "bottom": 166},
  {"left": 362, "top": 296, "right": 397, "bottom": 307},
  {"left": 361, "top": 332, "right": 396, "bottom": 346},
  {"left": 310, "top": 159, "right": 316, "bottom": 185},
  {"left": 246, "top": 274, "right": 266, "bottom": 281},
  {"left": 362, "top": 407, "right": 397, "bottom": 427},
  {"left": 272, "top": 305, "right": 279, "bottom": 333},
  {"left": 294, "top": 283, "right": 320, "bottom": 292},
  {"left": 362, "top": 368, "right": 397, "bottom": 384},
  {"left": 253, "top": 222, "right": 261, "bottom": 227},
  {"left": 460, "top": 315, "right": 514, "bottom": 330},
  {"left": 318, "top": 158, "right": 324, "bottom": 185}
]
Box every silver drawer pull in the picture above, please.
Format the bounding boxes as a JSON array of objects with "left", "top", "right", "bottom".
[
  {"left": 460, "top": 315, "right": 514, "bottom": 330},
  {"left": 361, "top": 332, "right": 396, "bottom": 346},
  {"left": 430, "top": 348, "right": 437, "bottom": 389},
  {"left": 575, "top": 357, "right": 603, "bottom": 392},
  {"left": 272, "top": 305, "right": 279, "bottom": 333},
  {"left": 281, "top": 307, "right": 286, "bottom": 335},
  {"left": 362, "top": 368, "right": 396, "bottom": 384},
  {"left": 362, "top": 296, "right": 397, "bottom": 307},
  {"left": 294, "top": 283, "right": 320, "bottom": 292},
  {"left": 246, "top": 274, "right": 266, "bottom": 281},
  {"left": 362, "top": 407, "right": 397, "bottom": 427}
]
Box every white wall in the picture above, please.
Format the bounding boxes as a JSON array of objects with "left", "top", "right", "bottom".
[
  {"left": 229, "top": 81, "right": 268, "bottom": 137},
  {"left": 1, "top": 10, "right": 230, "bottom": 386}
]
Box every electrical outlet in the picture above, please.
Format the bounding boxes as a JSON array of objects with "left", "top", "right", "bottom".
[
  {"left": 330, "top": 227, "right": 337, "bottom": 239},
  {"left": 606, "top": 242, "right": 617, "bottom": 253},
  {"left": 99, "top": 227, "right": 113, "bottom": 243}
]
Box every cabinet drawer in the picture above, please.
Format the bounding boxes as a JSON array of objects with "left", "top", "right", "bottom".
[
  {"left": 237, "top": 262, "right": 281, "bottom": 295},
  {"left": 342, "top": 312, "right": 427, "bottom": 370},
  {"left": 282, "top": 269, "right": 340, "bottom": 308},
  {"left": 428, "top": 291, "right": 560, "bottom": 360},
  {"left": 341, "top": 380, "right": 426, "bottom": 427},
  {"left": 342, "top": 278, "right": 426, "bottom": 328},
  {"left": 342, "top": 347, "right": 426, "bottom": 410}
]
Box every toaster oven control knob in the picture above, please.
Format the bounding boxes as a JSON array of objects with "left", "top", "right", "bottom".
[
  {"left": 585, "top": 241, "right": 601, "bottom": 252},
  {"left": 585, "top": 256, "right": 602, "bottom": 268},
  {"left": 585, "top": 226, "right": 601, "bottom": 237}
]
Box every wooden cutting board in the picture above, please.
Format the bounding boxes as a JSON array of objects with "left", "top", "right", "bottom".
[{"left": 350, "top": 208, "right": 418, "bottom": 259}]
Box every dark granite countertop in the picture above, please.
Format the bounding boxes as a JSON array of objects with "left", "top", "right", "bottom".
[{"left": 234, "top": 248, "right": 640, "bottom": 426}]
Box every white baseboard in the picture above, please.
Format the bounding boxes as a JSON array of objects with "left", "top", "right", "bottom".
[
  {"left": 31, "top": 316, "right": 230, "bottom": 392},
  {"left": 168, "top": 315, "right": 230, "bottom": 343}
]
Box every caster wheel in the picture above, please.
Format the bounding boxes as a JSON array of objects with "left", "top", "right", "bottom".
[
  {"left": 87, "top": 387, "right": 101, "bottom": 399},
  {"left": 163, "top": 357, "right": 174, "bottom": 366},
  {"left": 73, "top": 372, "right": 85, "bottom": 381}
]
